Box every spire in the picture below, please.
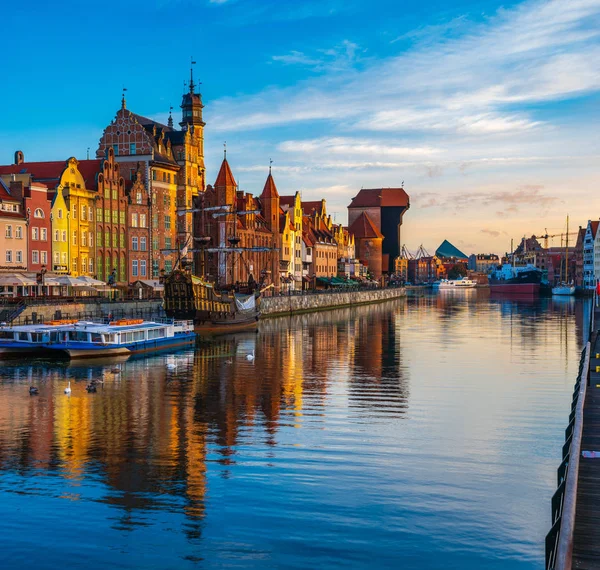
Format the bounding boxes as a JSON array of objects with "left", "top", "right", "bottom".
[
  {"left": 121, "top": 87, "right": 127, "bottom": 109},
  {"left": 269, "top": 157, "right": 272, "bottom": 175},
  {"left": 189, "top": 57, "right": 197, "bottom": 94},
  {"left": 261, "top": 167, "right": 279, "bottom": 199},
  {"left": 168, "top": 106, "right": 173, "bottom": 128},
  {"left": 214, "top": 156, "right": 236, "bottom": 189},
  {"left": 224, "top": 141, "right": 227, "bottom": 160}
]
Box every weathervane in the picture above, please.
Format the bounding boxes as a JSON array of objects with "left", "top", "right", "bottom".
[
  {"left": 121, "top": 86, "right": 127, "bottom": 109},
  {"left": 224, "top": 141, "right": 227, "bottom": 159},
  {"left": 269, "top": 158, "right": 273, "bottom": 174}
]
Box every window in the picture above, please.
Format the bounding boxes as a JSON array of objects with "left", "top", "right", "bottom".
[
  {"left": 5, "top": 225, "right": 12, "bottom": 238},
  {"left": 112, "top": 144, "right": 118, "bottom": 156},
  {"left": 136, "top": 192, "right": 142, "bottom": 204},
  {"left": 120, "top": 232, "right": 125, "bottom": 248},
  {"left": 140, "top": 214, "right": 147, "bottom": 227},
  {"left": 97, "top": 208, "right": 102, "bottom": 222},
  {"left": 120, "top": 257, "right": 125, "bottom": 281},
  {"left": 165, "top": 237, "right": 172, "bottom": 249},
  {"left": 140, "top": 237, "right": 147, "bottom": 251},
  {"left": 165, "top": 260, "right": 172, "bottom": 273},
  {"left": 32, "top": 227, "right": 39, "bottom": 240},
  {"left": 132, "top": 260, "right": 138, "bottom": 277},
  {"left": 153, "top": 237, "right": 159, "bottom": 252},
  {"left": 162, "top": 172, "right": 166, "bottom": 182},
  {"left": 167, "top": 173, "right": 171, "bottom": 183},
  {"left": 89, "top": 233, "right": 93, "bottom": 248},
  {"left": 165, "top": 216, "right": 171, "bottom": 230},
  {"left": 105, "top": 230, "right": 110, "bottom": 247},
  {"left": 54, "top": 252, "right": 59, "bottom": 263},
  {"left": 72, "top": 259, "right": 77, "bottom": 272},
  {"left": 15, "top": 226, "right": 22, "bottom": 239},
  {"left": 5, "top": 250, "right": 12, "bottom": 262},
  {"left": 72, "top": 231, "right": 77, "bottom": 245},
  {"left": 112, "top": 211, "right": 118, "bottom": 224},
  {"left": 152, "top": 170, "right": 157, "bottom": 181},
  {"left": 58, "top": 208, "right": 63, "bottom": 219},
  {"left": 152, "top": 214, "right": 158, "bottom": 229},
  {"left": 89, "top": 209, "right": 93, "bottom": 222},
  {"left": 152, "top": 260, "right": 159, "bottom": 277},
  {"left": 130, "top": 143, "right": 136, "bottom": 155},
  {"left": 89, "top": 258, "right": 94, "bottom": 273},
  {"left": 82, "top": 231, "right": 87, "bottom": 246},
  {"left": 16, "top": 250, "right": 22, "bottom": 263},
  {"left": 72, "top": 204, "right": 77, "bottom": 219},
  {"left": 132, "top": 213, "right": 138, "bottom": 227},
  {"left": 97, "top": 232, "right": 102, "bottom": 247},
  {"left": 140, "top": 260, "right": 147, "bottom": 277},
  {"left": 119, "top": 211, "right": 125, "bottom": 225},
  {"left": 34, "top": 208, "right": 44, "bottom": 218},
  {"left": 62, "top": 230, "right": 67, "bottom": 242},
  {"left": 41, "top": 251, "right": 47, "bottom": 264},
  {"left": 112, "top": 231, "right": 117, "bottom": 247},
  {"left": 104, "top": 209, "right": 109, "bottom": 222},
  {"left": 81, "top": 205, "right": 87, "bottom": 220},
  {"left": 81, "top": 258, "right": 86, "bottom": 272},
  {"left": 132, "top": 237, "right": 139, "bottom": 251},
  {"left": 41, "top": 228, "right": 47, "bottom": 241},
  {"left": 61, "top": 252, "right": 67, "bottom": 264},
  {"left": 112, "top": 189, "right": 117, "bottom": 201}
]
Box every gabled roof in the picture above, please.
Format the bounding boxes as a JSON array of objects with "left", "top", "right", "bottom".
[
  {"left": 435, "top": 239, "right": 468, "bottom": 260},
  {"left": 348, "top": 212, "right": 383, "bottom": 239},
  {"left": 73, "top": 159, "right": 102, "bottom": 188},
  {"left": 302, "top": 200, "right": 324, "bottom": 216},
  {"left": 589, "top": 220, "right": 600, "bottom": 239},
  {"left": 214, "top": 158, "right": 236, "bottom": 188},
  {"left": 0, "top": 161, "right": 67, "bottom": 186},
  {"left": 261, "top": 173, "right": 279, "bottom": 199},
  {"left": 279, "top": 196, "right": 295, "bottom": 208},
  {"left": 348, "top": 188, "right": 409, "bottom": 209}
]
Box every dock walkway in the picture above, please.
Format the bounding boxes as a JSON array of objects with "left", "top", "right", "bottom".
[{"left": 572, "top": 332, "right": 600, "bottom": 569}]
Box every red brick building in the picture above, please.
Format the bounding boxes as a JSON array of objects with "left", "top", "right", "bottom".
[
  {"left": 348, "top": 212, "right": 383, "bottom": 279},
  {"left": 126, "top": 164, "right": 151, "bottom": 282}
]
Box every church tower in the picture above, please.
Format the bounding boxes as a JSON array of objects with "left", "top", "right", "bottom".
[{"left": 180, "top": 66, "right": 205, "bottom": 131}]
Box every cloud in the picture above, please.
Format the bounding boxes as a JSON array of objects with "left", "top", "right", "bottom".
[
  {"left": 271, "top": 40, "right": 365, "bottom": 72},
  {"left": 278, "top": 137, "right": 440, "bottom": 157},
  {"left": 481, "top": 228, "right": 502, "bottom": 238}
]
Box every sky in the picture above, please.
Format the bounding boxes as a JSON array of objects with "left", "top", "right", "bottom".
[{"left": 1, "top": 0, "right": 599, "bottom": 256}]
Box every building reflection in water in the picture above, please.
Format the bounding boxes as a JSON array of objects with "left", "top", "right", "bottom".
[{"left": 0, "top": 299, "right": 408, "bottom": 534}]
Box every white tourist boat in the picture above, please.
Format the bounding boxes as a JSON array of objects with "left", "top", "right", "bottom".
[
  {"left": 0, "top": 318, "right": 196, "bottom": 359},
  {"left": 438, "top": 279, "right": 477, "bottom": 290}
]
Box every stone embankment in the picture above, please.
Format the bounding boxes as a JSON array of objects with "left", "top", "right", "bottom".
[
  {"left": 260, "top": 287, "right": 406, "bottom": 317},
  {"left": 10, "top": 288, "right": 406, "bottom": 324}
]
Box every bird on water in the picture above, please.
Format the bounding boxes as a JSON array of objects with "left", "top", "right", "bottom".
[
  {"left": 64, "top": 381, "right": 71, "bottom": 395},
  {"left": 29, "top": 386, "right": 39, "bottom": 395},
  {"left": 246, "top": 350, "right": 255, "bottom": 362}
]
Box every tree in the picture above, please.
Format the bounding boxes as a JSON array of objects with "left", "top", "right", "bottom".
[{"left": 448, "top": 263, "right": 467, "bottom": 280}]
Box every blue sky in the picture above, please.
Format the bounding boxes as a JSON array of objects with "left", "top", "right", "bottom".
[{"left": 2, "top": 0, "right": 599, "bottom": 254}]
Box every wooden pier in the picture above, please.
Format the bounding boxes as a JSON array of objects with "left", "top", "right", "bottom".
[{"left": 546, "top": 305, "right": 600, "bottom": 570}]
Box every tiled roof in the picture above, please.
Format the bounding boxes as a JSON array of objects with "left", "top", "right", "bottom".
[
  {"left": 279, "top": 196, "right": 294, "bottom": 208},
  {"left": 74, "top": 159, "right": 102, "bottom": 188},
  {"left": 130, "top": 112, "right": 174, "bottom": 132},
  {"left": 214, "top": 158, "right": 236, "bottom": 188},
  {"left": 302, "top": 200, "right": 323, "bottom": 215},
  {"left": 348, "top": 188, "right": 409, "bottom": 209},
  {"left": 348, "top": 212, "right": 384, "bottom": 239},
  {"left": 591, "top": 221, "right": 600, "bottom": 239},
  {"left": 0, "top": 161, "right": 67, "bottom": 185},
  {"left": 261, "top": 173, "right": 279, "bottom": 199}
]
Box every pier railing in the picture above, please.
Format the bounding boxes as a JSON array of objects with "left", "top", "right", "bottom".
[{"left": 545, "top": 341, "right": 590, "bottom": 570}]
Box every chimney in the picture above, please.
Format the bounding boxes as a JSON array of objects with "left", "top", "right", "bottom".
[
  {"left": 9, "top": 181, "right": 24, "bottom": 202},
  {"left": 14, "top": 150, "right": 24, "bottom": 165}
]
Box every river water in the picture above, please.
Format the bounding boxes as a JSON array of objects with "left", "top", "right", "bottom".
[{"left": 0, "top": 292, "right": 590, "bottom": 569}]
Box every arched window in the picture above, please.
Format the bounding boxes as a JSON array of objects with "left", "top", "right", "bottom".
[
  {"left": 97, "top": 254, "right": 103, "bottom": 279},
  {"left": 34, "top": 208, "right": 44, "bottom": 218}
]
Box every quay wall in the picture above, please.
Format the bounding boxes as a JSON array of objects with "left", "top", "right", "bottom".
[
  {"left": 260, "top": 287, "right": 406, "bottom": 317},
  {"left": 10, "top": 288, "right": 406, "bottom": 324}
]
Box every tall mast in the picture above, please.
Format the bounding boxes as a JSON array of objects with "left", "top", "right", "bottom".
[{"left": 566, "top": 215, "right": 569, "bottom": 283}]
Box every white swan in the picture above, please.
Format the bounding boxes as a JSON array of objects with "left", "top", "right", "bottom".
[
  {"left": 167, "top": 363, "right": 177, "bottom": 371},
  {"left": 64, "top": 381, "right": 71, "bottom": 394},
  {"left": 246, "top": 350, "right": 255, "bottom": 362}
]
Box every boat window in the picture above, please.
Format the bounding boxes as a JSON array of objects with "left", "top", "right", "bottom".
[
  {"left": 30, "top": 333, "right": 44, "bottom": 342},
  {"left": 0, "top": 331, "right": 14, "bottom": 339},
  {"left": 50, "top": 332, "right": 59, "bottom": 342},
  {"left": 16, "top": 332, "right": 27, "bottom": 341},
  {"left": 90, "top": 333, "right": 103, "bottom": 343},
  {"left": 68, "top": 331, "right": 89, "bottom": 342},
  {"left": 133, "top": 331, "right": 145, "bottom": 341}
]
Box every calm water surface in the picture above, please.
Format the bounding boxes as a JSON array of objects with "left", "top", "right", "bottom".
[{"left": 0, "top": 292, "right": 589, "bottom": 569}]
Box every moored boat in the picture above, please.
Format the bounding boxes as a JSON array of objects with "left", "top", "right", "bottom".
[
  {"left": 488, "top": 264, "right": 542, "bottom": 295},
  {"left": 552, "top": 284, "right": 576, "bottom": 296},
  {"left": 0, "top": 319, "right": 196, "bottom": 359},
  {"left": 438, "top": 278, "right": 477, "bottom": 290},
  {"left": 164, "top": 269, "right": 261, "bottom": 334}
]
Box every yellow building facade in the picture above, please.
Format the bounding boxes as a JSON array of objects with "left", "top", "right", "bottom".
[{"left": 50, "top": 189, "right": 69, "bottom": 273}]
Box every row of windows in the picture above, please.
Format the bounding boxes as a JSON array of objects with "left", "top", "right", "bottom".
[
  {"left": 112, "top": 143, "right": 137, "bottom": 156},
  {"left": 151, "top": 170, "right": 174, "bottom": 183},
  {"left": 131, "top": 237, "right": 147, "bottom": 251},
  {"left": 95, "top": 209, "right": 126, "bottom": 224},
  {"left": 69, "top": 257, "right": 94, "bottom": 273},
  {"left": 5, "top": 226, "right": 23, "bottom": 239},
  {"left": 5, "top": 250, "right": 48, "bottom": 264},
  {"left": 1, "top": 203, "right": 19, "bottom": 213}
]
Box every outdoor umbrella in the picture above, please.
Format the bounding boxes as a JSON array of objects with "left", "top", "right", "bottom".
[
  {"left": 52, "top": 275, "right": 88, "bottom": 287},
  {"left": 0, "top": 274, "right": 37, "bottom": 286},
  {"left": 75, "top": 276, "right": 107, "bottom": 286}
]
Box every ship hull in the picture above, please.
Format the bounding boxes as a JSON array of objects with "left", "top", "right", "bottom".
[{"left": 489, "top": 283, "right": 540, "bottom": 295}]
